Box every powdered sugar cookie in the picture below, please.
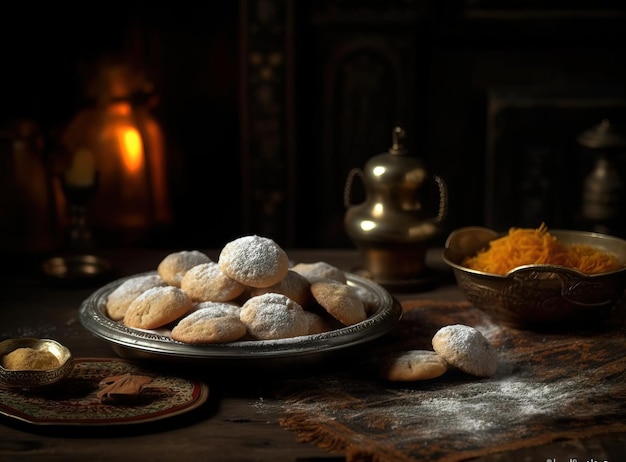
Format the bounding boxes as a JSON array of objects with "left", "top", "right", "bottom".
[
  {"left": 249, "top": 270, "right": 312, "bottom": 307},
  {"left": 106, "top": 274, "right": 167, "bottom": 321},
  {"left": 191, "top": 300, "right": 241, "bottom": 317},
  {"left": 219, "top": 235, "right": 289, "bottom": 288},
  {"left": 350, "top": 284, "right": 380, "bottom": 316},
  {"left": 181, "top": 262, "right": 246, "bottom": 302},
  {"left": 240, "top": 293, "right": 308, "bottom": 340},
  {"left": 291, "top": 261, "right": 347, "bottom": 284},
  {"left": 157, "top": 250, "right": 212, "bottom": 287},
  {"left": 379, "top": 350, "right": 449, "bottom": 382},
  {"left": 310, "top": 279, "right": 367, "bottom": 326},
  {"left": 303, "top": 310, "right": 333, "bottom": 335},
  {"left": 432, "top": 324, "right": 499, "bottom": 377},
  {"left": 171, "top": 304, "right": 247, "bottom": 344},
  {"left": 124, "top": 286, "right": 193, "bottom": 330}
]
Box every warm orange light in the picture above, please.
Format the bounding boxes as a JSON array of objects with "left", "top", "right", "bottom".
[{"left": 118, "top": 126, "right": 143, "bottom": 173}]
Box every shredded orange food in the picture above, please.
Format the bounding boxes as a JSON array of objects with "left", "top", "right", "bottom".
[{"left": 462, "top": 223, "right": 622, "bottom": 275}]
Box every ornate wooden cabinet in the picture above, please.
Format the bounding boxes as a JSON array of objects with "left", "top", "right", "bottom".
[{"left": 240, "top": 0, "right": 626, "bottom": 247}]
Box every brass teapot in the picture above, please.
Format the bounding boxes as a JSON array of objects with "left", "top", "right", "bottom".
[{"left": 344, "top": 127, "right": 447, "bottom": 288}]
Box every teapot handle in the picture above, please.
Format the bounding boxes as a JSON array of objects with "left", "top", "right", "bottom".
[
  {"left": 343, "top": 168, "right": 363, "bottom": 209},
  {"left": 433, "top": 174, "right": 448, "bottom": 225}
]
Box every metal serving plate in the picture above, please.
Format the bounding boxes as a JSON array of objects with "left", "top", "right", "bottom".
[{"left": 79, "top": 271, "right": 402, "bottom": 367}]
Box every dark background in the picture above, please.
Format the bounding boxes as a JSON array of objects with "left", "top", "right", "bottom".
[{"left": 2, "top": 1, "right": 626, "bottom": 255}]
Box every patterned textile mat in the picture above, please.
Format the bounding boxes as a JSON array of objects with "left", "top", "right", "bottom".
[
  {"left": 277, "top": 300, "right": 626, "bottom": 462},
  {"left": 0, "top": 358, "right": 208, "bottom": 426}
]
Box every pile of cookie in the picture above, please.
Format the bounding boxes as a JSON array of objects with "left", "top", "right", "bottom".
[
  {"left": 105, "top": 235, "right": 375, "bottom": 344},
  {"left": 379, "top": 324, "right": 499, "bottom": 381}
]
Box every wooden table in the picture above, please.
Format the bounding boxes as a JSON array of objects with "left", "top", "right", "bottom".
[{"left": 1, "top": 248, "right": 625, "bottom": 461}]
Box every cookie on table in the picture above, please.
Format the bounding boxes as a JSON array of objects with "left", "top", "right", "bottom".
[
  {"left": 181, "top": 262, "right": 246, "bottom": 303},
  {"left": 240, "top": 293, "right": 309, "bottom": 340},
  {"left": 123, "top": 286, "right": 193, "bottom": 330},
  {"left": 310, "top": 279, "right": 367, "bottom": 326},
  {"left": 291, "top": 261, "right": 347, "bottom": 284},
  {"left": 157, "top": 250, "right": 212, "bottom": 287},
  {"left": 379, "top": 350, "right": 449, "bottom": 382},
  {"left": 171, "top": 303, "right": 247, "bottom": 344},
  {"left": 106, "top": 274, "right": 167, "bottom": 321},
  {"left": 431, "top": 324, "right": 499, "bottom": 377},
  {"left": 218, "top": 235, "right": 289, "bottom": 288},
  {"left": 249, "top": 270, "right": 312, "bottom": 307}
]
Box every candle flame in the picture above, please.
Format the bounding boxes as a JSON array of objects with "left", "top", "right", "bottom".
[{"left": 119, "top": 127, "right": 143, "bottom": 173}]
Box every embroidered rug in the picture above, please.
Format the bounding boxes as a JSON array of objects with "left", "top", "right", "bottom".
[{"left": 277, "top": 300, "right": 626, "bottom": 462}]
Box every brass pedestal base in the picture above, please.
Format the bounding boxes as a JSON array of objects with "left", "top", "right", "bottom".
[{"left": 354, "top": 245, "right": 439, "bottom": 292}]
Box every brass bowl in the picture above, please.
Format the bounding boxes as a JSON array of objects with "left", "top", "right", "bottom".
[
  {"left": 442, "top": 227, "right": 626, "bottom": 330},
  {"left": 0, "top": 338, "right": 73, "bottom": 387}
]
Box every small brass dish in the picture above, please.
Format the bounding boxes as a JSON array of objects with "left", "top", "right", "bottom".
[
  {"left": 0, "top": 338, "right": 73, "bottom": 388},
  {"left": 41, "top": 254, "right": 112, "bottom": 287},
  {"left": 442, "top": 227, "right": 626, "bottom": 330}
]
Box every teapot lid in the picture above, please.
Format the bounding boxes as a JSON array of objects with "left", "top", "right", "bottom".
[
  {"left": 361, "top": 126, "right": 427, "bottom": 187},
  {"left": 367, "top": 125, "right": 423, "bottom": 168}
]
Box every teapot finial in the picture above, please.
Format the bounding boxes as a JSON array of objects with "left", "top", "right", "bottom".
[{"left": 389, "top": 126, "right": 407, "bottom": 155}]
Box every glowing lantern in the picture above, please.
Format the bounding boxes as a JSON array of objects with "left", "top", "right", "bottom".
[{"left": 59, "top": 60, "right": 171, "bottom": 245}]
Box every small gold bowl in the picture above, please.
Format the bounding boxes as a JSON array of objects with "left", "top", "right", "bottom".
[
  {"left": 442, "top": 227, "right": 626, "bottom": 330},
  {"left": 0, "top": 338, "right": 73, "bottom": 388}
]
